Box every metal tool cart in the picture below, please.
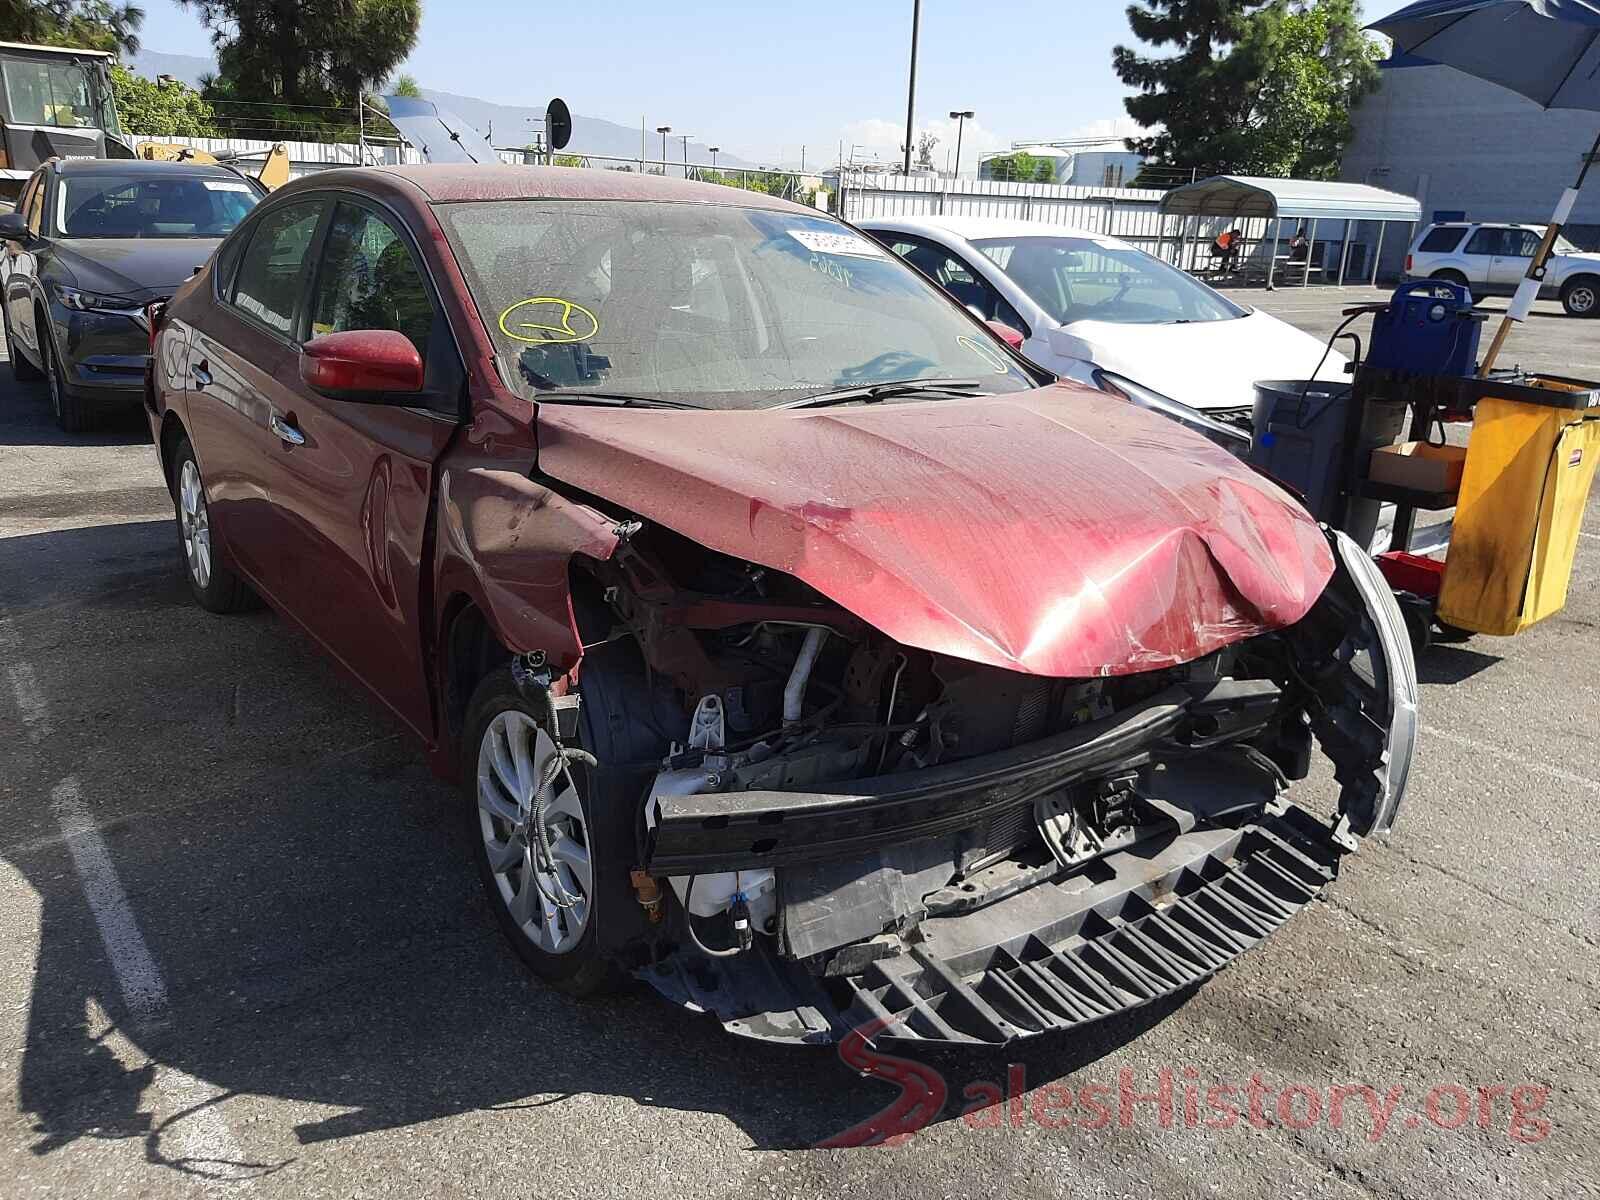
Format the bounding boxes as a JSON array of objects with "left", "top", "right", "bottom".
[{"left": 1251, "top": 282, "right": 1600, "bottom": 654}]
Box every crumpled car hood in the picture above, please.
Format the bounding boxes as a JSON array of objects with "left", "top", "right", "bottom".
[{"left": 535, "top": 383, "right": 1334, "bottom": 676}]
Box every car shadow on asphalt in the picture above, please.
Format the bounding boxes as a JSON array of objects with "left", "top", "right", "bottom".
[
  {"left": 0, "top": 380, "right": 151, "bottom": 447},
  {"left": 1417, "top": 642, "right": 1501, "bottom": 685},
  {"left": 3, "top": 517, "right": 1199, "bottom": 1179}
]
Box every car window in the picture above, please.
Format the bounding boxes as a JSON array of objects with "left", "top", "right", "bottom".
[
  {"left": 435, "top": 200, "right": 1035, "bottom": 409},
  {"left": 1464, "top": 228, "right": 1504, "bottom": 256},
  {"left": 57, "top": 173, "right": 258, "bottom": 239},
  {"left": 230, "top": 200, "right": 324, "bottom": 337},
  {"left": 24, "top": 174, "right": 45, "bottom": 236},
  {"left": 971, "top": 235, "right": 1246, "bottom": 326},
  {"left": 884, "top": 235, "right": 1029, "bottom": 333},
  {"left": 1418, "top": 226, "right": 1466, "bottom": 253},
  {"left": 1504, "top": 229, "right": 1542, "bottom": 258},
  {"left": 308, "top": 202, "right": 433, "bottom": 362},
  {"left": 4, "top": 58, "right": 95, "bottom": 128}
]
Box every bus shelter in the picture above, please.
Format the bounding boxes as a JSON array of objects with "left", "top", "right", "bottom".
[{"left": 1160, "top": 175, "right": 1423, "bottom": 287}]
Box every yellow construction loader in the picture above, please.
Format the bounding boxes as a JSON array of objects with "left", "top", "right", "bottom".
[{"left": 135, "top": 141, "right": 292, "bottom": 191}]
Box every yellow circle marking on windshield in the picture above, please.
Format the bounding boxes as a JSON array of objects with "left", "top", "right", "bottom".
[
  {"left": 958, "top": 334, "right": 1011, "bottom": 375},
  {"left": 499, "top": 297, "right": 600, "bottom": 344}
]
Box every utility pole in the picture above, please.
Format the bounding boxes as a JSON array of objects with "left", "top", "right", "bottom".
[
  {"left": 949, "top": 109, "right": 974, "bottom": 178},
  {"left": 902, "top": 0, "right": 920, "bottom": 175},
  {"left": 680, "top": 133, "right": 692, "bottom": 176}
]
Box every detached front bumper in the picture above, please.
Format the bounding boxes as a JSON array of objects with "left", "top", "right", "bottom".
[
  {"left": 636, "top": 530, "right": 1417, "bottom": 1047},
  {"left": 643, "top": 802, "right": 1341, "bottom": 1046}
]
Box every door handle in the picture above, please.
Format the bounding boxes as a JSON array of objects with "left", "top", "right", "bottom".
[
  {"left": 269, "top": 412, "right": 306, "bottom": 447},
  {"left": 190, "top": 360, "right": 212, "bottom": 388}
]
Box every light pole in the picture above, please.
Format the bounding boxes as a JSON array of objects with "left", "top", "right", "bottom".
[
  {"left": 655, "top": 125, "right": 670, "bottom": 170},
  {"left": 902, "top": 0, "right": 920, "bottom": 174},
  {"left": 948, "top": 110, "right": 974, "bottom": 179},
  {"left": 679, "top": 133, "right": 693, "bottom": 176},
  {"left": 709, "top": 146, "right": 720, "bottom": 170}
]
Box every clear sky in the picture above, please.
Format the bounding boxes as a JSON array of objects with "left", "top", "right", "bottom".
[{"left": 133, "top": 0, "right": 1145, "bottom": 167}]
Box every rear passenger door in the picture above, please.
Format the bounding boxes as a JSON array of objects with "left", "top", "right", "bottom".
[
  {"left": 249, "top": 197, "right": 461, "bottom": 738},
  {"left": 1460, "top": 227, "right": 1505, "bottom": 289},
  {"left": 185, "top": 197, "right": 328, "bottom": 588}
]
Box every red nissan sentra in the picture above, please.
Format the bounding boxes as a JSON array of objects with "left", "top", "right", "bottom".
[{"left": 145, "top": 165, "right": 1416, "bottom": 1046}]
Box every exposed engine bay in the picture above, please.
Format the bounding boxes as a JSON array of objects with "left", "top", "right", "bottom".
[{"left": 553, "top": 519, "right": 1416, "bottom": 1046}]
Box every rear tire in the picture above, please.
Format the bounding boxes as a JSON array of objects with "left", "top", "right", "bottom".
[
  {"left": 1429, "top": 269, "right": 1469, "bottom": 291},
  {"left": 1561, "top": 276, "right": 1599, "bottom": 318},
  {"left": 41, "top": 325, "right": 92, "bottom": 433},
  {"left": 4, "top": 308, "right": 41, "bottom": 381},
  {"left": 171, "top": 436, "right": 255, "bottom": 614}
]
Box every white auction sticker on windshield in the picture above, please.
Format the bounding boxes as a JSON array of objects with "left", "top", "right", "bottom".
[
  {"left": 787, "top": 229, "right": 886, "bottom": 258},
  {"left": 201, "top": 180, "right": 255, "bottom": 193}
]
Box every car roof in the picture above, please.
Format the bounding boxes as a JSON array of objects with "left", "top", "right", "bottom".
[
  {"left": 51, "top": 158, "right": 247, "bottom": 180},
  {"left": 290, "top": 164, "right": 813, "bottom": 213},
  {"left": 856, "top": 212, "right": 1123, "bottom": 246},
  {"left": 1425, "top": 220, "right": 1540, "bottom": 232}
]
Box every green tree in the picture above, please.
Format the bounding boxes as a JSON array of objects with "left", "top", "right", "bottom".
[
  {"left": 985, "top": 151, "right": 1051, "bottom": 182},
  {"left": 1115, "top": 0, "right": 1381, "bottom": 181},
  {"left": 1247, "top": 0, "right": 1381, "bottom": 178},
  {"left": 1114, "top": 0, "right": 1274, "bottom": 178},
  {"left": 390, "top": 72, "right": 421, "bottom": 98},
  {"left": 111, "top": 61, "right": 217, "bottom": 134},
  {"left": 178, "top": 0, "right": 419, "bottom": 137},
  {"left": 0, "top": 0, "right": 144, "bottom": 54}
]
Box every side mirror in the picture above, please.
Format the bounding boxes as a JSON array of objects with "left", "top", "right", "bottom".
[
  {"left": 299, "top": 329, "right": 424, "bottom": 401},
  {"left": 986, "top": 320, "right": 1025, "bottom": 350},
  {"left": 0, "top": 211, "right": 31, "bottom": 244}
]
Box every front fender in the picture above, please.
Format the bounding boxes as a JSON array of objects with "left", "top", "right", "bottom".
[{"left": 432, "top": 464, "right": 622, "bottom": 673}]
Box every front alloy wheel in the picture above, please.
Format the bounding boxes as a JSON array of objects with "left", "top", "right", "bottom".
[
  {"left": 476, "top": 710, "right": 594, "bottom": 956},
  {"left": 1563, "top": 280, "right": 1598, "bottom": 317}
]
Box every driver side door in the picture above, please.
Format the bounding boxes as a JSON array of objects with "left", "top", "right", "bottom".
[{"left": 248, "top": 197, "right": 462, "bottom": 739}]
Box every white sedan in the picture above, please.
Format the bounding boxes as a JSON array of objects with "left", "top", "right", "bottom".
[{"left": 857, "top": 215, "right": 1346, "bottom": 450}]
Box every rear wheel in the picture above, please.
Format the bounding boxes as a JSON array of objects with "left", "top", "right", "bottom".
[
  {"left": 1561, "top": 276, "right": 1599, "bottom": 318},
  {"left": 1429, "top": 269, "right": 1469, "bottom": 291},
  {"left": 171, "top": 437, "right": 255, "bottom": 613}
]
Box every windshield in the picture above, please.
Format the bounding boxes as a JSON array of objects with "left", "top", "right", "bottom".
[
  {"left": 1, "top": 55, "right": 117, "bottom": 131},
  {"left": 436, "top": 200, "right": 1035, "bottom": 409},
  {"left": 971, "top": 235, "right": 1248, "bottom": 326},
  {"left": 57, "top": 174, "right": 259, "bottom": 239},
  {"left": 1556, "top": 233, "right": 1582, "bottom": 255}
]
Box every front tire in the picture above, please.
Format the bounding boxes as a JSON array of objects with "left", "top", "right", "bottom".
[
  {"left": 462, "top": 639, "right": 673, "bottom": 997},
  {"left": 1561, "top": 276, "right": 1599, "bottom": 318},
  {"left": 171, "top": 436, "right": 255, "bottom": 613},
  {"left": 463, "top": 666, "right": 613, "bottom": 995},
  {"left": 41, "top": 325, "right": 92, "bottom": 433}
]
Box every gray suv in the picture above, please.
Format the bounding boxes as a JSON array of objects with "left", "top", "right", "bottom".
[{"left": 0, "top": 158, "right": 261, "bottom": 431}]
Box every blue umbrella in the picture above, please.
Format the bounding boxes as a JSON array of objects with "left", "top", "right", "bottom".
[{"left": 1370, "top": 0, "right": 1600, "bottom": 368}]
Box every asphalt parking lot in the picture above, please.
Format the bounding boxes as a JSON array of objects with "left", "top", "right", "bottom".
[{"left": 3, "top": 290, "right": 1598, "bottom": 1199}]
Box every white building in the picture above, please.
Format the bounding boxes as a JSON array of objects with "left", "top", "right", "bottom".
[{"left": 1340, "top": 54, "right": 1600, "bottom": 278}]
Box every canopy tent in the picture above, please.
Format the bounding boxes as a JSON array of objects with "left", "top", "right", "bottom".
[{"left": 1159, "top": 175, "right": 1424, "bottom": 287}]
